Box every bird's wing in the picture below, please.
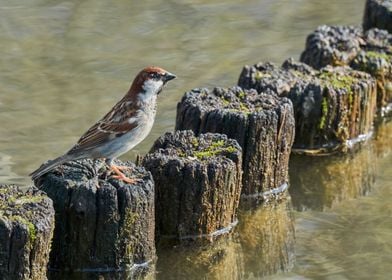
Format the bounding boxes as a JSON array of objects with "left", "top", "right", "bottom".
[{"left": 67, "top": 100, "right": 139, "bottom": 155}]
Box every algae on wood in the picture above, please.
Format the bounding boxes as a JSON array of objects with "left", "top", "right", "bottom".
[
  {"left": 0, "top": 185, "right": 54, "bottom": 280},
  {"left": 300, "top": 25, "right": 392, "bottom": 115},
  {"left": 176, "top": 87, "right": 295, "bottom": 197},
  {"left": 238, "top": 59, "right": 377, "bottom": 154},
  {"left": 142, "top": 131, "right": 242, "bottom": 242},
  {"left": 34, "top": 159, "right": 155, "bottom": 276},
  {"left": 351, "top": 48, "right": 392, "bottom": 113}
]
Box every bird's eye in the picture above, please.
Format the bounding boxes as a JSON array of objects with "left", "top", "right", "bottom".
[{"left": 149, "top": 73, "right": 160, "bottom": 79}]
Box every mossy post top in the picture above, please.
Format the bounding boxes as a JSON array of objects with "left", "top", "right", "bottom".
[
  {"left": 146, "top": 130, "right": 242, "bottom": 165},
  {"left": 177, "top": 86, "right": 292, "bottom": 118},
  {"left": 238, "top": 58, "right": 377, "bottom": 154},
  {"left": 0, "top": 185, "right": 53, "bottom": 244}
]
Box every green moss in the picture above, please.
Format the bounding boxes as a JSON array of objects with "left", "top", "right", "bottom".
[
  {"left": 239, "top": 103, "right": 250, "bottom": 113},
  {"left": 9, "top": 215, "right": 36, "bottom": 245},
  {"left": 118, "top": 209, "right": 138, "bottom": 261},
  {"left": 0, "top": 188, "right": 9, "bottom": 194},
  {"left": 28, "top": 222, "right": 36, "bottom": 244},
  {"left": 318, "top": 97, "right": 329, "bottom": 130},
  {"left": 177, "top": 151, "right": 186, "bottom": 157},
  {"left": 365, "top": 51, "right": 390, "bottom": 60},
  {"left": 348, "top": 91, "right": 354, "bottom": 105},
  {"left": 217, "top": 89, "right": 253, "bottom": 114},
  {"left": 291, "top": 70, "right": 307, "bottom": 78},
  {"left": 319, "top": 72, "right": 356, "bottom": 93},
  {"left": 14, "top": 195, "right": 45, "bottom": 205},
  {"left": 238, "top": 90, "right": 245, "bottom": 99},
  {"left": 254, "top": 71, "right": 271, "bottom": 81},
  {"left": 222, "top": 99, "right": 230, "bottom": 106},
  {"left": 177, "top": 139, "right": 237, "bottom": 160},
  {"left": 0, "top": 189, "right": 46, "bottom": 247},
  {"left": 352, "top": 51, "right": 391, "bottom": 74},
  {"left": 191, "top": 137, "right": 199, "bottom": 148},
  {"left": 192, "top": 140, "right": 237, "bottom": 159},
  {"left": 221, "top": 96, "right": 250, "bottom": 113},
  {"left": 211, "top": 140, "right": 225, "bottom": 149}
]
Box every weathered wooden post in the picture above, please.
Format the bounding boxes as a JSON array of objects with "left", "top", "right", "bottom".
[
  {"left": 289, "top": 147, "right": 376, "bottom": 211},
  {"left": 176, "top": 87, "right": 295, "bottom": 200},
  {"left": 351, "top": 46, "right": 392, "bottom": 115},
  {"left": 0, "top": 185, "right": 54, "bottom": 280},
  {"left": 237, "top": 199, "right": 295, "bottom": 277},
  {"left": 300, "top": 25, "right": 392, "bottom": 116},
  {"left": 142, "top": 131, "right": 242, "bottom": 243},
  {"left": 363, "top": 0, "right": 392, "bottom": 32},
  {"left": 33, "top": 159, "right": 155, "bottom": 277},
  {"left": 238, "top": 59, "right": 377, "bottom": 154},
  {"left": 300, "top": 25, "right": 364, "bottom": 69}
]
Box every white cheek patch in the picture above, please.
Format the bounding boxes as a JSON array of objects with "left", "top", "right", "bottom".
[{"left": 140, "top": 79, "right": 163, "bottom": 102}]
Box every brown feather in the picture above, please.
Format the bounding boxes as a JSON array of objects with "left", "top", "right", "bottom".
[
  {"left": 67, "top": 100, "right": 140, "bottom": 154},
  {"left": 67, "top": 66, "right": 168, "bottom": 155}
]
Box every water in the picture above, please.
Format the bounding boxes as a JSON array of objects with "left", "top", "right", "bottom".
[{"left": 1, "top": 0, "right": 391, "bottom": 279}]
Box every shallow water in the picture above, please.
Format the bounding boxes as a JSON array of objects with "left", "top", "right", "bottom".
[{"left": 1, "top": 0, "right": 391, "bottom": 279}]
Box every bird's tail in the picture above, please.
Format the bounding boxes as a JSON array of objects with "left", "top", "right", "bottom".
[{"left": 30, "top": 155, "right": 69, "bottom": 181}]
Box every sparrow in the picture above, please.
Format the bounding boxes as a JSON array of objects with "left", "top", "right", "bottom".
[{"left": 30, "top": 66, "right": 176, "bottom": 183}]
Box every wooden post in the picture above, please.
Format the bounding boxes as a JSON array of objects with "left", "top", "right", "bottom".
[
  {"left": 0, "top": 185, "right": 54, "bottom": 280},
  {"left": 238, "top": 59, "right": 377, "bottom": 155},
  {"left": 176, "top": 86, "right": 295, "bottom": 198},
  {"left": 33, "top": 159, "right": 155, "bottom": 277},
  {"left": 300, "top": 25, "right": 364, "bottom": 69},
  {"left": 351, "top": 47, "right": 392, "bottom": 116},
  {"left": 300, "top": 25, "right": 392, "bottom": 115},
  {"left": 142, "top": 131, "right": 242, "bottom": 242},
  {"left": 363, "top": 0, "right": 392, "bottom": 32}
]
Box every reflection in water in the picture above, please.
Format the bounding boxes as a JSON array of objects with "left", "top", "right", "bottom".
[
  {"left": 289, "top": 147, "right": 376, "bottom": 211},
  {"left": 238, "top": 199, "right": 295, "bottom": 278},
  {"left": 156, "top": 198, "right": 295, "bottom": 280},
  {"left": 0, "top": 152, "right": 26, "bottom": 185},
  {"left": 156, "top": 237, "right": 244, "bottom": 280},
  {"left": 48, "top": 268, "right": 155, "bottom": 280},
  {"left": 293, "top": 151, "right": 392, "bottom": 279},
  {"left": 374, "top": 120, "right": 392, "bottom": 158},
  {"left": 289, "top": 123, "right": 392, "bottom": 278}
]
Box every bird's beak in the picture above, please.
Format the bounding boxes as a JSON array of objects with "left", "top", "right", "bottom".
[{"left": 163, "top": 72, "right": 176, "bottom": 82}]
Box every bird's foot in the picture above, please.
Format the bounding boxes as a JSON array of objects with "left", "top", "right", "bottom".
[
  {"left": 114, "top": 165, "right": 132, "bottom": 171},
  {"left": 111, "top": 174, "right": 139, "bottom": 184},
  {"left": 109, "top": 165, "right": 140, "bottom": 184}
]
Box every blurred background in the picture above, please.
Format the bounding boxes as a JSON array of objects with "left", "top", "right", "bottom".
[
  {"left": 0, "top": 0, "right": 366, "bottom": 185},
  {"left": 1, "top": 0, "right": 392, "bottom": 279}
]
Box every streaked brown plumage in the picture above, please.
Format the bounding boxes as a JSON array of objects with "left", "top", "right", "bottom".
[{"left": 30, "top": 66, "right": 176, "bottom": 182}]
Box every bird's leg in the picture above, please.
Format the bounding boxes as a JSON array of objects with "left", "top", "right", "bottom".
[
  {"left": 104, "top": 159, "right": 138, "bottom": 184},
  {"left": 114, "top": 165, "right": 132, "bottom": 171},
  {"left": 110, "top": 165, "right": 139, "bottom": 184}
]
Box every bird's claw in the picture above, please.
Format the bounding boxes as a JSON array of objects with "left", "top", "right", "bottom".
[
  {"left": 110, "top": 174, "right": 141, "bottom": 184},
  {"left": 114, "top": 165, "right": 132, "bottom": 171},
  {"left": 109, "top": 164, "right": 140, "bottom": 184}
]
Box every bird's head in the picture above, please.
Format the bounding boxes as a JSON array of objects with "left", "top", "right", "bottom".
[{"left": 128, "top": 66, "right": 176, "bottom": 102}]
